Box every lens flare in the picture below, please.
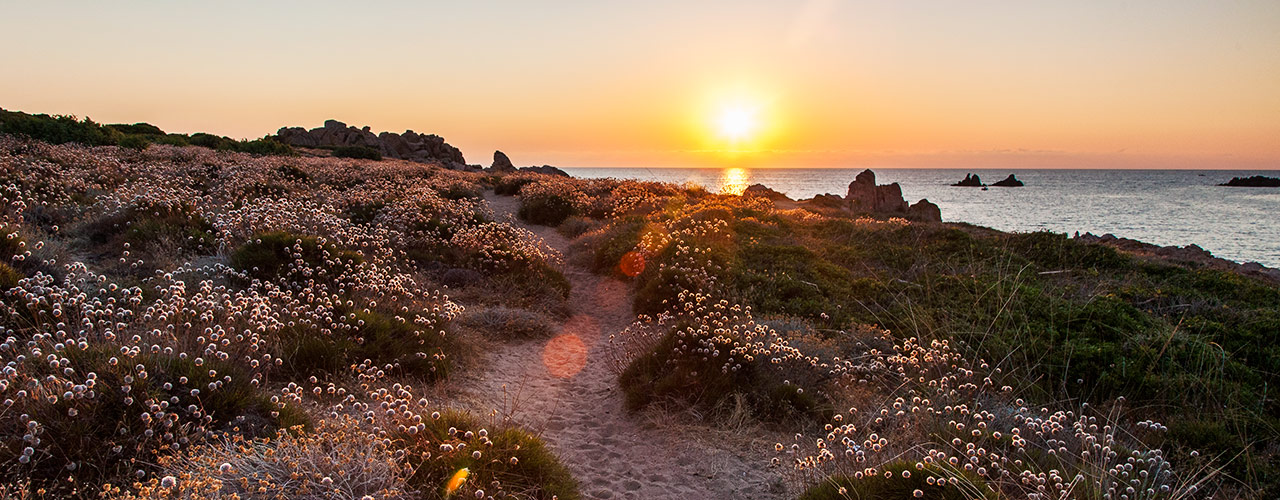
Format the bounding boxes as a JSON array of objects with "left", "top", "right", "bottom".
[
  {"left": 620, "top": 251, "right": 646, "bottom": 277},
  {"left": 445, "top": 467, "right": 469, "bottom": 496}
]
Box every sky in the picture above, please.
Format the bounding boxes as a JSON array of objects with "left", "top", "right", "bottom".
[{"left": 2, "top": 1, "right": 1278, "bottom": 169}]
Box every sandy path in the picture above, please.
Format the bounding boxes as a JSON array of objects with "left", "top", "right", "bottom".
[{"left": 449, "top": 192, "right": 786, "bottom": 499}]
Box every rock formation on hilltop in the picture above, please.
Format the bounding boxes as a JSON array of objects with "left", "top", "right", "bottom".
[
  {"left": 277, "top": 120, "right": 469, "bottom": 169},
  {"left": 519, "top": 165, "right": 570, "bottom": 177},
  {"left": 952, "top": 173, "right": 984, "bottom": 187},
  {"left": 991, "top": 174, "right": 1024, "bottom": 187},
  {"left": 1219, "top": 175, "right": 1280, "bottom": 187},
  {"left": 486, "top": 150, "right": 570, "bottom": 176},
  {"left": 489, "top": 150, "right": 517, "bottom": 173}
]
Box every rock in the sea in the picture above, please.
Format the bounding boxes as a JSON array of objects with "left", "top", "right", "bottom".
[
  {"left": 847, "top": 169, "right": 908, "bottom": 213},
  {"left": 489, "top": 150, "right": 517, "bottom": 172},
  {"left": 952, "top": 173, "right": 984, "bottom": 187},
  {"left": 518, "top": 165, "right": 570, "bottom": 177},
  {"left": 991, "top": 174, "right": 1024, "bottom": 187},
  {"left": 908, "top": 199, "right": 942, "bottom": 222},
  {"left": 276, "top": 121, "right": 467, "bottom": 168},
  {"left": 1219, "top": 175, "right": 1280, "bottom": 187}
]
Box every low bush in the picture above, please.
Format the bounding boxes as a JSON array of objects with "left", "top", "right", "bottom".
[
  {"left": 615, "top": 292, "right": 835, "bottom": 425},
  {"left": 0, "top": 347, "right": 305, "bottom": 495},
  {"left": 798, "top": 461, "right": 994, "bottom": 500},
  {"left": 396, "top": 410, "right": 580, "bottom": 500},
  {"left": 332, "top": 145, "right": 382, "bottom": 160},
  {"left": 129, "top": 416, "right": 412, "bottom": 499},
  {"left": 84, "top": 202, "right": 216, "bottom": 257},
  {"left": 0, "top": 262, "right": 22, "bottom": 289},
  {"left": 493, "top": 173, "right": 539, "bottom": 196},
  {"left": 0, "top": 109, "right": 117, "bottom": 146},
  {"left": 229, "top": 231, "right": 363, "bottom": 282},
  {"left": 518, "top": 181, "right": 587, "bottom": 226}
]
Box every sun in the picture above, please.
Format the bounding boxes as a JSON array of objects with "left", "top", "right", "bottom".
[{"left": 717, "top": 105, "right": 758, "bottom": 142}]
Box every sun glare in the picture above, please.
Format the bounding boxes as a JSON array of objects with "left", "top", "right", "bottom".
[{"left": 717, "top": 106, "right": 758, "bottom": 142}]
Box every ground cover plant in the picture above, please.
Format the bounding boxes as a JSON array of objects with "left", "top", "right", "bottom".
[
  {"left": 2, "top": 123, "right": 1276, "bottom": 498},
  {"left": 0, "top": 134, "right": 578, "bottom": 498},
  {"left": 561, "top": 180, "right": 1279, "bottom": 497}
]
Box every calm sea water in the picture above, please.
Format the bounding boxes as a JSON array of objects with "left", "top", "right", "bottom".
[{"left": 561, "top": 168, "right": 1280, "bottom": 268}]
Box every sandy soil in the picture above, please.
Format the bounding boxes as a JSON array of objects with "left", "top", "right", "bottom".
[{"left": 448, "top": 192, "right": 787, "bottom": 499}]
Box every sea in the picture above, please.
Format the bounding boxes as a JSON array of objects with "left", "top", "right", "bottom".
[{"left": 560, "top": 168, "right": 1280, "bottom": 268}]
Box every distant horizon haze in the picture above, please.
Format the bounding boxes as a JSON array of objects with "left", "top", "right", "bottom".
[{"left": 3, "top": 1, "right": 1278, "bottom": 169}]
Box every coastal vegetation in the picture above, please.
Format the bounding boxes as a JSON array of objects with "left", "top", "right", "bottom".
[{"left": 0, "top": 124, "right": 1275, "bottom": 498}]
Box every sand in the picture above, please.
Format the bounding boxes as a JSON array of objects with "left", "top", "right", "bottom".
[{"left": 447, "top": 192, "right": 787, "bottom": 499}]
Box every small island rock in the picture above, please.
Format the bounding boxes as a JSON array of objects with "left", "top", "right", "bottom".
[
  {"left": 991, "top": 174, "right": 1024, "bottom": 187},
  {"left": 952, "top": 173, "right": 984, "bottom": 187},
  {"left": 1219, "top": 175, "right": 1280, "bottom": 187}
]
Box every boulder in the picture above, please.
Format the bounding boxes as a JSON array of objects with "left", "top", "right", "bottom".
[
  {"left": 991, "top": 174, "right": 1024, "bottom": 187},
  {"left": 952, "top": 173, "right": 984, "bottom": 187},
  {"left": 489, "top": 150, "right": 517, "bottom": 172},
  {"left": 908, "top": 199, "right": 942, "bottom": 222},
  {"left": 743, "top": 183, "right": 791, "bottom": 201},
  {"left": 846, "top": 169, "right": 878, "bottom": 211},
  {"left": 804, "top": 193, "right": 847, "bottom": 209},
  {"left": 519, "top": 165, "right": 571, "bottom": 177}
]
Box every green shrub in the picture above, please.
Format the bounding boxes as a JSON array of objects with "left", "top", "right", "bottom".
[
  {"left": 84, "top": 202, "right": 216, "bottom": 256},
  {"left": 344, "top": 201, "right": 385, "bottom": 225},
  {"left": 234, "top": 137, "right": 294, "bottom": 156},
  {"left": 116, "top": 134, "right": 150, "bottom": 150},
  {"left": 186, "top": 132, "right": 233, "bottom": 149},
  {"left": 618, "top": 325, "right": 832, "bottom": 424},
  {"left": 0, "top": 110, "right": 118, "bottom": 146},
  {"left": 798, "top": 460, "right": 994, "bottom": 500},
  {"left": 518, "top": 193, "right": 576, "bottom": 226},
  {"left": 229, "top": 231, "right": 363, "bottom": 282},
  {"left": 105, "top": 122, "right": 165, "bottom": 136},
  {"left": 0, "top": 347, "right": 305, "bottom": 495},
  {"left": 438, "top": 181, "right": 482, "bottom": 200},
  {"left": 0, "top": 262, "right": 22, "bottom": 289},
  {"left": 332, "top": 145, "right": 382, "bottom": 160},
  {"left": 276, "top": 164, "right": 311, "bottom": 183},
  {"left": 276, "top": 310, "right": 457, "bottom": 380},
  {"left": 557, "top": 215, "right": 602, "bottom": 239},
  {"left": 399, "top": 410, "right": 580, "bottom": 500},
  {"left": 494, "top": 175, "right": 537, "bottom": 196}
]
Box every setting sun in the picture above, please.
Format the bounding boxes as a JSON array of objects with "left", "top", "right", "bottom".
[{"left": 716, "top": 105, "right": 758, "bottom": 142}]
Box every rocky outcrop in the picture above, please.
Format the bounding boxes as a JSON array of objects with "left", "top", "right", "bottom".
[
  {"left": 519, "top": 165, "right": 570, "bottom": 177},
  {"left": 991, "top": 174, "right": 1024, "bottom": 187},
  {"left": 743, "top": 183, "right": 791, "bottom": 201},
  {"left": 489, "top": 150, "right": 516, "bottom": 173},
  {"left": 952, "top": 173, "right": 984, "bottom": 187},
  {"left": 277, "top": 120, "right": 468, "bottom": 169},
  {"left": 1076, "top": 232, "right": 1280, "bottom": 284},
  {"left": 1219, "top": 175, "right": 1280, "bottom": 187},
  {"left": 847, "top": 169, "right": 909, "bottom": 214},
  {"left": 908, "top": 199, "right": 942, "bottom": 222}
]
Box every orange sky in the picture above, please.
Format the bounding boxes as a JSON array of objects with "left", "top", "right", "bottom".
[{"left": 2, "top": 1, "right": 1278, "bottom": 169}]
